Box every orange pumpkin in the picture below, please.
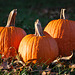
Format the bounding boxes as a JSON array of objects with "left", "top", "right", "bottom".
[
  {"left": 44, "top": 9, "right": 75, "bottom": 56},
  {"left": 18, "top": 19, "right": 59, "bottom": 64},
  {"left": 0, "top": 9, "right": 26, "bottom": 57}
]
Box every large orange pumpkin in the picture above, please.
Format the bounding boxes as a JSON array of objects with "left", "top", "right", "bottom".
[
  {"left": 0, "top": 9, "right": 26, "bottom": 57},
  {"left": 44, "top": 9, "right": 75, "bottom": 56},
  {"left": 18, "top": 19, "right": 59, "bottom": 64}
]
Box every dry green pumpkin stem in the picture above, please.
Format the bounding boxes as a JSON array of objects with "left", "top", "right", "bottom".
[
  {"left": 35, "top": 19, "right": 44, "bottom": 36},
  {"left": 60, "top": 9, "right": 66, "bottom": 19},
  {"left": 6, "top": 9, "right": 17, "bottom": 27}
]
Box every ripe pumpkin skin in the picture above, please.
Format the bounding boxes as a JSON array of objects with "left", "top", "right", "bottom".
[
  {"left": 0, "top": 9, "right": 26, "bottom": 57},
  {"left": 18, "top": 19, "right": 59, "bottom": 64},
  {"left": 0, "top": 27, "right": 26, "bottom": 56},
  {"left": 44, "top": 9, "right": 75, "bottom": 56}
]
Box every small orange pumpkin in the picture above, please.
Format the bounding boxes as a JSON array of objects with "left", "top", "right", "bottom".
[
  {"left": 44, "top": 9, "right": 75, "bottom": 56},
  {"left": 18, "top": 19, "right": 59, "bottom": 64},
  {"left": 0, "top": 9, "right": 26, "bottom": 57}
]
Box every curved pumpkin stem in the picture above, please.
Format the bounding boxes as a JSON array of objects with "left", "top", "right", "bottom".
[
  {"left": 6, "top": 9, "right": 17, "bottom": 27},
  {"left": 60, "top": 9, "right": 66, "bottom": 19},
  {"left": 35, "top": 19, "right": 44, "bottom": 36}
]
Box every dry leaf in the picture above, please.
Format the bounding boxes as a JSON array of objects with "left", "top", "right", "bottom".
[
  {"left": 14, "top": 60, "right": 25, "bottom": 66},
  {"left": 0, "top": 65, "right": 3, "bottom": 69},
  {"left": 69, "top": 64, "right": 75, "bottom": 69},
  {"left": 1, "top": 61, "right": 10, "bottom": 69},
  {"left": 52, "top": 51, "right": 73, "bottom": 65},
  {"left": 42, "top": 71, "right": 47, "bottom": 75},
  {"left": 37, "top": 65, "right": 42, "bottom": 70}
]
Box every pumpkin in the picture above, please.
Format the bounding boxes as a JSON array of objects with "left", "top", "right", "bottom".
[
  {"left": 44, "top": 9, "right": 75, "bottom": 56},
  {"left": 0, "top": 9, "right": 26, "bottom": 57},
  {"left": 18, "top": 19, "right": 59, "bottom": 64}
]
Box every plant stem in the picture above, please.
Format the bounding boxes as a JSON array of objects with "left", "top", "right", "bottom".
[
  {"left": 6, "top": 9, "right": 17, "bottom": 27},
  {"left": 60, "top": 9, "right": 66, "bottom": 19},
  {"left": 35, "top": 19, "right": 44, "bottom": 36}
]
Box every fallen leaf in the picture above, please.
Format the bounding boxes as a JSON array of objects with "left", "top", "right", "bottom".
[
  {"left": 69, "top": 64, "right": 75, "bottom": 68},
  {"left": 52, "top": 51, "right": 73, "bottom": 65},
  {"left": 42, "top": 71, "right": 47, "bottom": 75},
  {"left": 14, "top": 60, "right": 25, "bottom": 66},
  {"left": 0, "top": 65, "right": 3, "bottom": 69},
  {"left": 1, "top": 61, "right": 10, "bottom": 69}
]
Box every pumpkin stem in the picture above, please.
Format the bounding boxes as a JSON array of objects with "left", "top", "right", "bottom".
[
  {"left": 35, "top": 19, "right": 44, "bottom": 36},
  {"left": 60, "top": 9, "right": 66, "bottom": 19},
  {"left": 6, "top": 9, "right": 17, "bottom": 27}
]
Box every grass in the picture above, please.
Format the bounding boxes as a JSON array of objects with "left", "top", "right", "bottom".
[{"left": 0, "top": 53, "right": 75, "bottom": 75}]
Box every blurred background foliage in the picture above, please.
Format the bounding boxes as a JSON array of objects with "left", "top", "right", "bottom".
[{"left": 0, "top": 0, "right": 75, "bottom": 34}]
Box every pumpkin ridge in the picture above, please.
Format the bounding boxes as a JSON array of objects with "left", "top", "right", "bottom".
[
  {"left": 53, "top": 20, "right": 59, "bottom": 37},
  {"left": 1, "top": 29, "right": 5, "bottom": 55},
  {"left": 42, "top": 37, "right": 46, "bottom": 62},
  {"left": 2, "top": 31, "right": 4, "bottom": 54},
  {"left": 38, "top": 37, "right": 45, "bottom": 62},
  {"left": 0, "top": 27, "right": 5, "bottom": 34},
  {"left": 19, "top": 34, "right": 33, "bottom": 62},
  {"left": 31, "top": 37, "right": 35, "bottom": 62},
  {"left": 31, "top": 36, "right": 37, "bottom": 62},
  {"left": 43, "top": 37, "right": 49, "bottom": 62},
  {"left": 46, "top": 37, "right": 52, "bottom": 59},
  {"left": 47, "top": 37, "right": 55, "bottom": 62},
  {"left": 26, "top": 36, "right": 35, "bottom": 62},
  {"left": 58, "top": 20, "right": 63, "bottom": 38},
  {"left": 3, "top": 31, "right": 4, "bottom": 54},
  {"left": 46, "top": 37, "right": 59, "bottom": 62},
  {"left": 0, "top": 27, "right": 4, "bottom": 54},
  {"left": 57, "top": 19, "right": 63, "bottom": 38},
  {"left": 10, "top": 27, "right": 14, "bottom": 49},
  {"left": 34, "top": 36, "right": 43, "bottom": 63},
  {"left": 24, "top": 36, "right": 32, "bottom": 62},
  {"left": 10, "top": 27, "right": 12, "bottom": 49},
  {"left": 4, "top": 28, "right": 11, "bottom": 55},
  {"left": 67, "top": 21, "right": 73, "bottom": 54},
  {"left": 11, "top": 27, "right": 16, "bottom": 49},
  {"left": 35, "top": 36, "right": 40, "bottom": 62},
  {"left": 26, "top": 35, "right": 34, "bottom": 62},
  {"left": 1, "top": 28, "right": 6, "bottom": 54},
  {"left": 68, "top": 21, "right": 71, "bottom": 53}
]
